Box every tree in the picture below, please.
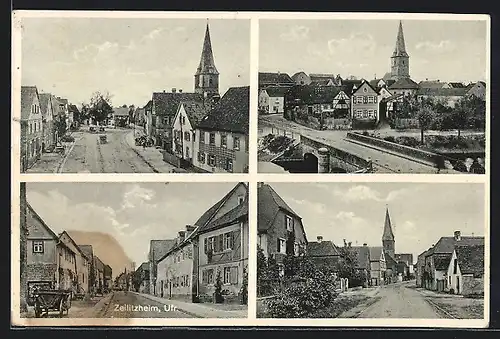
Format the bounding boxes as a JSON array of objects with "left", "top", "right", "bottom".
[
  {"left": 239, "top": 267, "right": 248, "bottom": 305},
  {"left": 416, "top": 101, "right": 436, "bottom": 144},
  {"left": 88, "top": 91, "right": 113, "bottom": 124},
  {"left": 214, "top": 269, "right": 224, "bottom": 303},
  {"left": 336, "top": 241, "right": 367, "bottom": 288},
  {"left": 451, "top": 99, "right": 471, "bottom": 137},
  {"left": 54, "top": 118, "right": 67, "bottom": 140}
]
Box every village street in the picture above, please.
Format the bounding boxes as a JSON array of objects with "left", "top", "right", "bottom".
[
  {"left": 352, "top": 282, "right": 442, "bottom": 318},
  {"left": 27, "top": 127, "right": 177, "bottom": 173}
]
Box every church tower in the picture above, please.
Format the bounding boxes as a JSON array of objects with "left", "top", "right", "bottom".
[
  {"left": 382, "top": 207, "right": 395, "bottom": 259},
  {"left": 390, "top": 21, "right": 410, "bottom": 80},
  {"left": 194, "top": 21, "right": 220, "bottom": 98}
]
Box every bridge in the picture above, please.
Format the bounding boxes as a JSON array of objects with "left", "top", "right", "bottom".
[{"left": 259, "top": 116, "right": 477, "bottom": 174}]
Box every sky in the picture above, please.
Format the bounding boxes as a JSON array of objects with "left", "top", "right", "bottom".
[
  {"left": 21, "top": 18, "right": 250, "bottom": 108},
  {"left": 26, "top": 182, "right": 241, "bottom": 268},
  {"left": 259, "top": 19, "right": 487, "bottom": 84},
  {"left": 265, "top": 182, "right": 486, "bottom": 261}
]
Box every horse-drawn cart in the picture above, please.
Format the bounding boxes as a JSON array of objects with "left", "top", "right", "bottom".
[{"left": 33, "top": 290, "right": 72, "bottom": 318}]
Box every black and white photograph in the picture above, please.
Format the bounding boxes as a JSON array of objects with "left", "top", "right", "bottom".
[
  {"left": 258, "top": 18, "right": 488, "bottom": 174},
  {"left": 18, "top": 181, "right": 249, "bottom": 319},
  {"left": 257, "top": 182, "right": 486, "bottom": 320},
  {"left": 18, "top": 15, "right": 250, "bottom": 174}
]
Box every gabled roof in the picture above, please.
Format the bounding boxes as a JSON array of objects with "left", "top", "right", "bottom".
[
  {"left": 431, "top": 236, "right": 484, "bottom": 255},
  {"left": 257, "top": 183, "right": 302, "bottom": 233},
  {"left": 21, "top": 86, "right": 39, "bottom": 120},
  {"left": 197, "top": 86, "right": 249, "bottom": 134},
  {"left": 144, "top": 100, "right": 152, "bottom": 110},
  {"left": 285, "top": 85, "right": 342, "bottom": 105},
  {"left": 259, "top": 72, "right": 294, "bottom": 86},
  {"left": 68, "top": 104, "right": 80, "bottom": 114},
  {"left": 26, "top": 202, "right": 58, "bottom": 240},
  {"left": 263, "top": 86, "right": 291, "bottom": 97},
  {"left": 339, "top": 80, "right": 364, "bottom": 95},
  {"left": 79, "top": 245, "right": 94, "bottom": 260},
  {"left": 177, "top": 99, "right": 210, "bottom": 128},
  {"left": 137, "top": 262, "right": 149, "bottom": 272},
  {"left": 388, "top": 77, "right": 419, "bottom": 90},
  {"left": 38, "top": 93, "right": 52, "bottom": 118},
  {"left": 195, "top": 23, "right": 219, "bottom": 75},
  {"left": 149, "top": 239, "right": 176, "bottom": 263},
  {"left": 198, "top": 198, "right": 248, "bottom": 234},
  {"left": 113, "top": 107, "right": 130, "bottom": 117},
  {"left": 59, "top": 230, "right": 87, "bottom": 257},
  {"left": 418, "top": 80, "right": 447, "bottom": 89},
  {"left": 307, "top": 241, "right": 340, "bottom": 257},
  {"left": 369, "top": 247, "right": 384, "bottom": 261},
  {"left": 434, "top": 254, "right": 452, "bottom": 270},
  {"left": 152, "top": 92, "right": 205, "bottom": 120},
  {"left": 456, "top": 244, "right": 484, "bottom": 276},
  {"left": 416, "top": 87, "right": 468, "bottom": 97},
  {"left": 352, "top": 80, "right": 379, "bottom": 95},
  {"left": 349, "top": 246, "right": 370, "bottom": 269},
  {"left": 291, "top": 71, "right": 308, "bottom": 79}
]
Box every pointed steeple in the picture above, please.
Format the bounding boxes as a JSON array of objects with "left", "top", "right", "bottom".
[
  {"left": 196, "top": 21, "right": 219, "bottom": 75},
  {"left": 393, "top": 21, "right": 408, "bottom": 57},
  {"left": 382, "top": 206, "right": 395, "bottom": 241}
]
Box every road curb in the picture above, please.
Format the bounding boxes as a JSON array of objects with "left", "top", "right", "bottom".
[
  {"left": 54, "top": 139, "right": 78, "bottom": 173},
  {"left": 93, "top": 292, "right": 115, "bottom": 318},
  {"left": 129, "top": 147, "right": 160, "bottom": 173},
  {"left": 423, "top": 297, "right": 457, "bottom": 319}
]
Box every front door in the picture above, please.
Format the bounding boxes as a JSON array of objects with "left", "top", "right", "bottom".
[{"left": 456, "top": 276, "right": 460, "bottom": 294}]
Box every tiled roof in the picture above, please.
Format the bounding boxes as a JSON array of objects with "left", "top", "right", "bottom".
[
  {"left": 113, "top": 107, "right": 130, "bottom": 117},
  {"left": 258, "top": 183, "right": 301, "bottom": 232},
  {"left": 264, "top": 86, "right": 291, "bottom": 97},
  {"left": 138, "top": 262, "right": 149, "bottom": 271},
  {"left": 152, "top": 92, "right": 204, "bottom": 121},
  {"left": 26, "top": 202, "right": 58, "bottom": 240},
  {"left": 416, "top": 87, "right": 468, "bottom": 97},
  {"left": 456, "top": 244, "right": 484, "bottom": 277},
  {"left": 259, "top": 72, "right": 294, "bottom": 86},
  {"left": 307, "top": 241, "right": 340, "bottom": 257},
  {"left": 78, "top": 245, "right": 94, "bottom": 260},
  {"left": 431, "top": 236, "right": 484, "bottom": 254},
  {"left": 388, "top": 77, "right": 419, "bottom": 90},
  {"left": 434, "top": 254, "right": 452, "bottom": 270},
  {"left": 349, "top": 246, "right": 370, "bottom": 269},
  {"left": 198, "top": 200, "right": 248, "bottom": 234},
  {"left": 21, "top": 86, "right": 38, "bottom": 120},
  {"left": 68, "top": 104, "right": 80, "bottom": 114},
  {"left": 197, "top": 86, "right": 249, "bottom": 134},
  {"left": 340, "top": 80, "right": 364, "bottom": 95},
  {"left": 418, "top": 80, "right": 447, "bottom": 89},
  {"left": 179, "top": 99, "right": 209, "bottom": 128},
  {"left": 149, "top": 239, "right": 176, "bottom": 263},
  {"left": 38, "top": 93, "right": 52, "bottom": 118},
  {"left": 285, "top": 85, "right": 342, "bottom": 105},
  {"left": 369, "top": 247, "right": 384, "bottom": 261}
]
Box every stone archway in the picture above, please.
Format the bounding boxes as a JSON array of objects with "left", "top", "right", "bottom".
[{"left": 303, "top": 153, "right": 318, "bottom": 173}]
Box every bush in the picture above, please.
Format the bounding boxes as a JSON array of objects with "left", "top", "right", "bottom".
[
  {"left": 395, "top": 136, "right": 420, "bottom": 148},
  {"left": 362, "top": 131, "right": 370, "bottom": 136},
  {"left": 383, "top": 136, "right": 396, "bottom": 143}
]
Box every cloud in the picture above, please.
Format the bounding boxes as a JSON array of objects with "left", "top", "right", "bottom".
[
  {"left": 327, "top": 32, "right": 376, "bottom": 55},
  {"left": 121, "top": 184, "right": 156, "bottom": 210},
  {"left": 332, "top": 185, "right": 409, "bottom": 203},
  {"left": 287, "top": 197, "right": 327, "bottom": 215},
  {"left": 415, "top": 40, "right": 456, "bottom": 53},
  {"left": 280, "top": 25, "right": 310, "bottom": 42},
  {"left": 73, "top": 41, "right": 120, "bottom": 63}
]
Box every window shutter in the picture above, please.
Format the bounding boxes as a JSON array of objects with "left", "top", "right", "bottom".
[
  {"left": 204, "top": 238, "right": 208, "bottom": 254},
  {"left": 219, "top": 234, "right": 224, "bottom": 252},
  {"left": 277, "top": 238, "right": 280, "bottom": 252},
  {"left": 231, "top": 231, "right": 235, "bottom": 249},
  {"left": 230, "top": 267, "right": 237, "bottom": 284}
]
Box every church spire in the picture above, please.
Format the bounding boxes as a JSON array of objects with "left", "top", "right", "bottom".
[
  {"left": 393, "top": 20, "right": 408, "bottom": 57},
  {"left": 196, "top": 21, "right": 219, "bottom": 75},
  {"left": 382, "top": 206, "right": 395, "bottom": 241}
]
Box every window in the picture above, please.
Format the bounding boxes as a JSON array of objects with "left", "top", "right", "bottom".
[
  {"left": 222, "top": 267, "right": 231, "bottom": 284},
  {"left": 223, "top": 232, "right": 233, "bottom": 251},
  {"left": 198, "top": 152, "right": 206, "bottom": 164},
  {"left": 226, "top": 158, "right": 233, "bottom": 172},
  {"left": 368, "top": 109, "right": 374, "bottom": 118},
  {"left": 200, "top": 131, "right": 205, "bottom": 144},
  {"left": 363, "top": 96, "right": 368, "bottom": 104},
  {"left": 221, "top": 135, "right": 227, "bottom": 148},
  {"left": 355, "top": 110, "right": 363, "bottom": 119},
  {"left": 208, "top": 154, "right": 216, "bottom": 167},
  {"left": 209, "top": 133, "right": 215, "bottom": 145},
  {"left": 184, "top": 131, "right": 190, "bottom": 141},
  {"left": 368, "top": 96, "right": 374, "bottom": 103},
  {"left": 277, "top": 238, "right": 286, "bottom": 254},
  {"left": 294, "top": 242, "right": 299, "bottom": 255},
  {"left": 29, "top": 123, "right": 32, "bottom": 135},
  {"left": 363, "top": 110, "right": 368, "bottom": 118},
  {"left": 356, "top": 96, "right": 363, "bottom": 104},
  {"left": 238, "top": 195, "right": 245, "bottom": 205},
  {"left": 363, "top": 87, "right": 368, "bottom": 93},
  {"left": 206, "top": 269, "right": 214, "bottom": 284},
  {"left": 285, "top": 215, "right": 293, "bottom": 232},
  {"left": 33, "top": 241, "right": 44, "bottom": 253}
]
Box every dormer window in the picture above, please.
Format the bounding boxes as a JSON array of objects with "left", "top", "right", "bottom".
[
  {"left": 238, "top": 195, "right": 244, "bottom": 205},
  {"left": 285, "top": 215, "right": 293, "bottom": 232}
]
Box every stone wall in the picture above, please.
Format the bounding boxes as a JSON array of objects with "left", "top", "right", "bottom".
[
  {"left": 301, "top": 135, "right": 372, "bottom": 172},
  {"left": 462, "top": 275, "right": 484, "bottom": 296},
  {"left": 346, "top": 132, "right": 441, "bottom": 166}
]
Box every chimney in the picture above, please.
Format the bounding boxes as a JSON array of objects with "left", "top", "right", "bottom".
[
  {"left": 179, "top": 89, "right": 183, "bottom": 93},
  {"left": 185, "top": 225, "right": 195, "bottom": 235},
  {"left": 163, "top": 90, "right": 166, "bottom": 93},
  {"left": 178, "top": 230, "right": 186, "bottom": 242},
  {"left": 454, "top": 230, "right": 461, "bottom": 241},
  {"left": 363, "top": 243, "right": 367, "bottom": 247},
  {"left": 172, "top": 88, "right": 177, "bottom": 93},
  {"left": 257, "top": 182, "right": 264, "bottom": 189},
  {"left": 348, "top": 241, "right": 352, "bottom": 247},
  {"left": 317, "top": 236, "right": 323, "bottom": 243}
]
